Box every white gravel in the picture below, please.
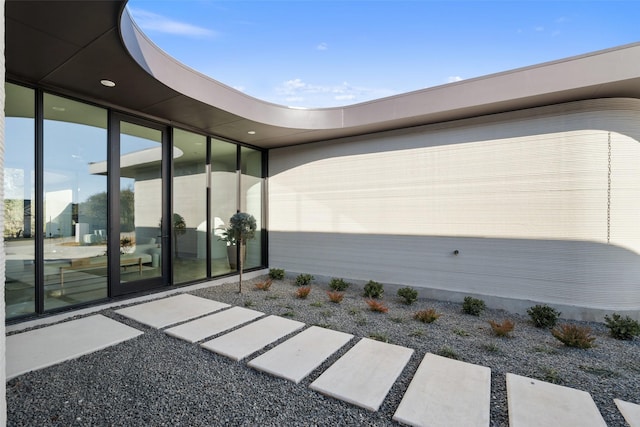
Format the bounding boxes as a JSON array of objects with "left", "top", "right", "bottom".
[{"left": 7, "top": 276, "right": 639, "bottom": 426}]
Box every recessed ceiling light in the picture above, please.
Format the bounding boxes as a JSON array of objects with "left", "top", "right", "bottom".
[
  {"left": 52, "top": 106, "right": 66, "bottom": 112},
  {"left": 100, "top": 79, "right": 116, "bottom": 88},
  {"left": 247, "top": 130, "right": 256, "bottom": 135}
]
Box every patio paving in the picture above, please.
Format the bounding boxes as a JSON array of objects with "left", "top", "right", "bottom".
[
  {"left": 115, "top": 293, "right": 229, "bottom": 328},
  {"left": 164, "top": 306, "right": 265, "bottom": 343},
  {"left": 247, "top": 325, "right": 353, "bottom": 383},
  {"left": 201, "top": 315, "right": 305, "bottom": 361},
  {"left": 393, "top": 352, "right": 491, "bottom": 427},
  {"left": 309, "top": 338, "right": 414, "bottom": 411},
  {"left": 506, "top": 373, "right": 607, "bottom": 427},
  {"left": 6, "top": 314, "right": 142, "bottom": 380},
  {"left": 7, "top": 293, "right": 632, "bottom": 425},
  {"left": 615, "top": 399, "right": 640, "bottom": 427}
]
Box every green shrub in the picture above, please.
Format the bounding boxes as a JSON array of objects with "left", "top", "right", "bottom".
[
  {"left": 604, "top": 313, "right": 640, "bottom": 340},
  {"left": 413, "top": 309, "right": 441, "bottom": 323},
  {"left": 462, "top": 296, "right": 486, "bottom": 316},
  {"left": 397, "top": 287, "right": 418, "bottom": 305},
  {"left": 295, "top": 273, "right": 314, "bottom": 286},
  {"left": 269, "top": 268, "right": 285, "bottom": 280},
  {"left": 551, "top": 324, "right": 596, "bottom": 349},
  {"left": 363, "top": 280, "right": 384, "bottom": 298},
  {"left": 328, "top": 277, "right": 350, "bottom": 291},
  {"left": 437, "top": 346, "right": 460, "bottom": 360},
  {"left": 527, "top": 304, "right": 561, "bottom": 328}
]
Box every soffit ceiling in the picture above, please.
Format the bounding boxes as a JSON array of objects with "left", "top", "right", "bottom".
[{"left": 6, "top": 1, "right": 640, "bottom": 149}]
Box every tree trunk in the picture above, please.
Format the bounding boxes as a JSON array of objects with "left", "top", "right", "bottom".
[{"left": 238, "top": 239, "right": 244, "bottom": 293}]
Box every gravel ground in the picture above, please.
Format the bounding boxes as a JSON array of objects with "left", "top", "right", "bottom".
[{"left": 7, "top": 275, "right": 640, "bottom": 426}]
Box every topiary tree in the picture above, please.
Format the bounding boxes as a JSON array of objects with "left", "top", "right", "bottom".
[{"left": 227, "top": 212, "right": 257, "bottom": 293}]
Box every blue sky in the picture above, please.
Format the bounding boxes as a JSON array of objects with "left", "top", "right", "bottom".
[{"left": 127, "top": 1, "right": 639, "bottom": 108}]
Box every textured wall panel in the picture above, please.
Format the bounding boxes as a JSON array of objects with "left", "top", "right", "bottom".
[{"left": 269, "top": 99, "right": 640, "bottom": 319}]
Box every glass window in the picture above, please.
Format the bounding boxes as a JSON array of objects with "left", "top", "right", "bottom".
[
  {"left": 119, "top": 121, "right": 163, "bottom": 283},
  {"left": 172, "top": 129, "right": 207, "bottom": 284},
  {"left": 211, "top": 139, "right": 238, "bottom": 275},
  {"left": 43, "top": 93, "right": 108, "bottom": 311},
  {"left": 241, "top": 146, "right": 263, "bottom": 269},
  {"left": 4, "top": 83, "right": 36, "bottom": 318}
]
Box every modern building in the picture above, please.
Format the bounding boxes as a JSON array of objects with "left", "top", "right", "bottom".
[{"left": 4, "top": 1, "right": 640, "bottom": 331}]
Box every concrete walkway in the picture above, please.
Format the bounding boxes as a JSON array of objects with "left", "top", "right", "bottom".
[{"left": 8, "top": 293, "right": 638, "bottom": 426}]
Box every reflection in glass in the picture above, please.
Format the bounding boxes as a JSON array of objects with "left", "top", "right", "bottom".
[
  {"left": 172, "top": 129, "right": 207, "bottom": 284},
  {"left": 241, "top": 147, "right": 263, "bottom": 269},
  {"left": 211, "top": 139, "right": 238, "bottom": 275},
  {"left": 43, "top": 93, "right": 108, "bottom": 311},
  {"left": 120, "top": 122, "right": 163, "bottom": 284},
  {"left": 4, "top": 83, "right": 36, "bottom": 318}
]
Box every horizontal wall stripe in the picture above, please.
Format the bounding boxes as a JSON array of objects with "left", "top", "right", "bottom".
[{"left": 268, "top": 99, "right": 640, "bottom": 319}]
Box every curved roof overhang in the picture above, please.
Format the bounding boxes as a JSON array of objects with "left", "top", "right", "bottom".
[{"left": 6, "top": 1, "right": 640, "bottom": 149}]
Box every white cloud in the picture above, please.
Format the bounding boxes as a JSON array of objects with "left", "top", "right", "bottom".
[
  {"left": 534, "top": 26, "right": 545, "bottom": 32},
  {"left": 317, "top": 42, "right": 329, "bottom": 51},
  {"left": 128, "top": 8, "right": 216, "bottom": 38},
  {"left": 447, "top": 76, "right": 463, "bottom": 83}
]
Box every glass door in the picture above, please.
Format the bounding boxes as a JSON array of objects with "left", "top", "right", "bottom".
[{"left": 111, "top": 117, "right": 168, "bottom": 295}]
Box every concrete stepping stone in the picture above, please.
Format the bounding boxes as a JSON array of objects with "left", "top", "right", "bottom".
[
  {"left": 309, "top": 338, "right": 414, "bottom": 411},
  {"left": 164, "top": 307, "right": 264, "bottom": 343},
  {"left": 7, "top": 315, "right": 142, "bottom": 380},
  {"left": 506, "top": 373, "right": 606, "bottom": 427},
  {"left": 615, "top": 399, "right": 640, "bottom": 427},
  {"left": 115, "top": 294, "right": 229, "bottom": 328},
  {"left": 201, "top": 315, "right": 305, "bottom": 361},
  {"left": 393, "top": 353, "right": 491, "bottom": 427},
  {"left": 247, "top": 326, "right": 353, "bottom": 383}
]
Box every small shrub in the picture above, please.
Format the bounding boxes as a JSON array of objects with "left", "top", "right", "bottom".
[
  {"left": 243, "top": 300, "right": 254, "bottom": 307},
  {"left": 295, "top": 286, "right": 311, "bottom": 299},
  {"left": 320, "top": 310, "right": 333, "bottom": 318},
  {"left": 282, "top": 311, "right": 295, "bottom": 318},
  {"left": 295, "top": 273, "right": 314, "bottom": 286},
  {"left": 265, "top": 294, "right": 279, "bottom": 300},
  {"left": 397, "top": 287, "right": 418, "bottom": 305},
  {"left": 363, "top": 280, "right": 384, "bottom": 298},
  {"left": 369, "top": 333, "right": 389, "bottom": 343},
  {"left": 328, "top": 278, "right": 350, "bottom": 291},
  {"left": 409, "top": 330, "right": 425, "bottom": 338},
  {"left": 414, "top": 309, "right": 441, "bottom": 323},
  {"left": 527, "top": 304, "right": 561, "bottom": 329},
  {"left": 551, "top": 324, "right": 596, "bottom": 348},
  {"left": 355, "top": 317, "right": 367, "bottom": 326},
  {"left": 365, "top": 299, "right": 388, "bottom": 313},
  {"left": 481, "top": 343, "right": 500, "bottom": 353},
  {"left": 453, "top": 328, "right": 469, "bottom": 337},
  {"left": 254, "top": 278, "right": 273, "bottom": 291},
  {"left": 268, "top": 268, "right": 285, "bottom": 280},
  {"left": 310, "top": 301, "right": 323, "bottom": 307},
  {"left": 326, "top": 291, "right": 344, "bottom": 303},
  {"left": 389, "top": 316, "right": 405, "bottom": 324},
  {"left": 437, "top": 346, "right": 459, "bottom": 360},
  {"left": 540, "top": 367, "right": 563, "bottom": 384},
  {"left": 462, "top": 296, "right": 486, "bottom": 316},
  {"left": 603, "top": 313, "right": 640, "bottom": 340},
  {"left": 488, "top": 319, "right": 515, "bottom": 337}
]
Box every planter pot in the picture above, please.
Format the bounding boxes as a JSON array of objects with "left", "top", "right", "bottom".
[{"left": 227, "top": 244, "right": 246, "bottom": 269}]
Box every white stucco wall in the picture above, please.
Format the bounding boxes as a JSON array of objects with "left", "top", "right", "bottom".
[{"left": 268, "top": 99, "right": 640, "bottom": 321}]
